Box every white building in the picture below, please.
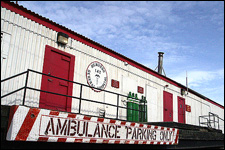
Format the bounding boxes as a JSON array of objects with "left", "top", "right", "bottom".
[{"left": 1, "top": 1, "right": 224, "bottom": 134}]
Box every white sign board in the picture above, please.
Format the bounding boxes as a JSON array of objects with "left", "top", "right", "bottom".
[{"left": 7, "top": 105, "right": 179, "bottom": 145}]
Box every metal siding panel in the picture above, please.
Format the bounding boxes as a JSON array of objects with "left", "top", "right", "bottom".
[
  {"left": 29, "top": 22, "right": 38, "bottom": 104},
  {"left": 1, "top": 8, "right": 6, "bottom": 30},
  {"left": 2, "top": 8, "right": 10, "bottom": 31},
  {"left": 146, "top": 85, "right": 158, "bottom": 122},
  {"left": 5, "top": 13, "right": 20, "bottom": 105}
]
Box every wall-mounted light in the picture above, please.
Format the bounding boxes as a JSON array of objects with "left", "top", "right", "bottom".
[
  {"left": 181, "top": 89, "right": 185, "bottom": 96},
  {"left": 164, "top": 84, "right": 169, "bottom": 88},
  {"left": 57, "top": 32, "right": 69, "bottom": 45},
  {"left": 124, "top": 62, "right": 128, "bottom": 66}
]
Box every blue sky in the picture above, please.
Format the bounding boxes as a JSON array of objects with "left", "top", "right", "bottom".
[{"left": 17, "top": 1, "right": 224, "bottom": 106}]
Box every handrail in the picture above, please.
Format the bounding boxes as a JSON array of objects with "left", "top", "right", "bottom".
[
  {"left": 199, "top": 112, "right": 224, "bottom": 130},
  {"left": 1, "top": 69, "right": 147, "bottom": 122},
  {"left": 1, "top": 70, "right": 28, "bottom": 82}
]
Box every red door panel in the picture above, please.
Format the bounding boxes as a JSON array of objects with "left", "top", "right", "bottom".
[
  {"left": 39, "top": 45, "right": 75, "bottom": 112},
  {"left": 178, "top": 96, "right": 185, "bottom": 123},
  {"left": 163, "top": 91, "right": 173, "bottom": 122}
]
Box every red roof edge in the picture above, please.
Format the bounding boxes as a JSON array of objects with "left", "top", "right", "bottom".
[{"left": 1, "top": 1, "right": 224, "bottom": 109}]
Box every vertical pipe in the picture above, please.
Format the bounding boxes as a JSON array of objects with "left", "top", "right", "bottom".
[
  {"left": 79, "top": 85, "right": 83, "bottom": 114},
  {"left": 186, "top": 71, "right": 188, "bottom": 95},
  {"left": 116, "top": 94, "right": 119, "bottom": 120},
  {"left": 158, "top": 52, "right": 164, "bottom": 75},
  {"left": 22, "top": 69, "right": 29, "bottom": 106}
]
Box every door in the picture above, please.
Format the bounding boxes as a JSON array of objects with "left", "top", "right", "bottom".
[
  {"left": 163, "top": 91, "right": 173, "bottom": 122},
  {"left": 146, "top": 85, "right": 158, "bottom": 122},
  {"left": 39, "top": 45, "right": 75, "bottom": 112},
  {"left": 178, "top": 96, "right": 185, "bottom": 123}
]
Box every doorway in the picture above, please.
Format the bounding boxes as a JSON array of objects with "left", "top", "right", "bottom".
[
  {"left": 39, "top": 45, "right": 75, "bottom": 112},
  {"left": 163, "top": 91, "right": 173, "bottom": 122},
  {"left": 178, "top": 96, "right": 185, "bottom": 123}
]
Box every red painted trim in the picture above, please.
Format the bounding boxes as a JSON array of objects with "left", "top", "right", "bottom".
[
  {"left": 1, "top": 1, "right": 224, "bottom": 109},
  {"left": 205, "top": 99, "right": 223, "bottom": 109},
  {"left": 15, "top": 108, "right": 40, "bottom": 141}
]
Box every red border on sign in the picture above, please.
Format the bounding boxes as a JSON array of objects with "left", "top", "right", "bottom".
[{"left": 38, "top": 114, "right": 177, "bottom": 143}]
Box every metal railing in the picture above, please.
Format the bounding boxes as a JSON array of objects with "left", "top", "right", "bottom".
[
  {"left": 1, "top": 69, "right": 146, "bottom": 122},
  {"left": 199, "top": 112, "right": 224, "bottom": 130}
]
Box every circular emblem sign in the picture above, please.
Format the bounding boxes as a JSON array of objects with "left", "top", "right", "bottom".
[{"left": 86, "top": 61, "right": 108, "bottom": 92}]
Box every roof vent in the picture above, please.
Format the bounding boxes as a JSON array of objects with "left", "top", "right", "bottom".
[{"left": 155, "top": 52, "right": 166, "bottom": 76}]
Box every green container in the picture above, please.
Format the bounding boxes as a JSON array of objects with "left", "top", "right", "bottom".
[
  {"left": 133, "top": 94, "right": 139, "bottom": 122},
  {"left": 139, "top": 96, "right": 147, "bottom": 122},
  {"left": 139, "top": 96, "right": 144, "bottom": 122},
  {"left": 143, "top": 96, "right": 148, "bottom": 122},
  {"left": 127, "top": 92, "right": 133, "bottom": 121}
]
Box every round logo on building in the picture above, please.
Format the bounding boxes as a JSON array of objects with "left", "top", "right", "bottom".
[{"left": 86, "top": 61, "right": 108, "bottom": 92}]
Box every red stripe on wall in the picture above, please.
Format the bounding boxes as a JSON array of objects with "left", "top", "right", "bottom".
[{"left": 15, "top": 108, "right": 40, "bottom": 141}]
